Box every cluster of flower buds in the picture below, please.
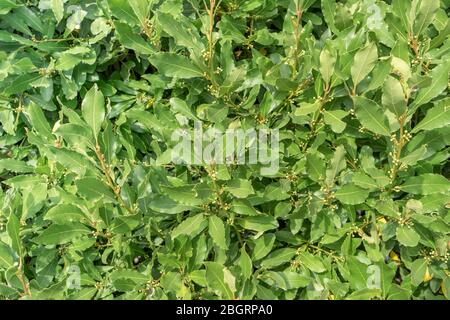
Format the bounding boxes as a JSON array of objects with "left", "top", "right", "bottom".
[
  {"left": 358, "top": 126, "right": 367, "bottom": 133},
  {"left": 38, "top": 67, "right": 53, "bottom": 77},
  {"left": 207, "top": 84, "right": 219, "bottom": 96},
  {"left": 403, "top": 129, "right": 413, "bottom": 142},
  {"left": 398, "top": 217, "right": 414, "bottom": 227},
  {"left": 207, "top": 168, "right": 217, "bottom": 180},
  {"left": 285, "top": 170, "right": 298, "bottom": 182},
  {"left": 320, "top": 185, "right": 336, "bottom": 206},
  {"left": 202, "top": 50, "right": 212, "bottom": 61}
]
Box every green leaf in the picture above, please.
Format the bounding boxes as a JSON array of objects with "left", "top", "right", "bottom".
[
  {"left": 411, "top": 258, "right": 427, "bottom": 286},
  {"left": 161, "top": 185, "right": 205, "bottom": 206},
  {"left": 411, "top": 102, "right": 450, "bottom": 133},
  {"left": 22, "top": 183, "right": 47, "bottom": 220},
  {"left": 0, "top": 159, "right": 34, "bottom": 174},
  {"left": 208, "top": 215, "right": 227, "bottom": 250},
  {"left": 45, "top": 147, "right": 97, "bottom": 175},
  {"left": 353, "top": 96, "right": 391, "bottom": 136},
  {"left": 114, "top": 22, "right": 154, "bottom": 55},
  {"left": 0, "top": 241, "right": 14, "bottom": 269},
  {"left": 345, "top": 256, "right": 369, "bottom": 290},
  {"left": 171, "top": 214, "right": 207, "bottom": 239},
  {"left": 111, "top": 269, "right": 148, "bottom": 291},
  {"left": 54, "top": 123, "right": 95, "bottom": 149},
  {"left": 160, "top": 271, "right": 182, "bottom": 293},
  {"left": 319, "top": 49, "right": 336, "bottom": 85},
  {"left": 44, "top": 204, "right": 87, "bottom": 224},
  {"left": 107, "top": 0, "right": 140, "bottom": 26},
  {"left": 149, "top": 195, "right": 194, "bottom": 214},
  {"left": 382, "top": 76, "right": 407, "bottom": 119},
  {"left": 396, "top": 226, "right": 420, "bottom": 247},
  {"left": 321, "top": 0, "right": 338, "bottom": 34},
  {"left": 413, "top": 0, "right": 440, "bottom": 36},
  {"left": 51, "top": 0, "right": 64, "bottom": 23},
  {"left": 34, "top": 222, "right": 91, "bottom": 245},
  {"left": 351, "top": 42, "right": 378, "bottom": 88},
  {"left": 346, "top": 288, "right": 381, "bottom": 300},
  {"left": 265, "top": 271, "right": 309, "bottom": 290},
  {"left": 81, "top": 84, "right": 105, "bottom": 139},
  {"left": 0, "top": 0, "right": 19, "bottom": 15},
  {"left": 260, "top": 248, "right": 297, "bottom": 268},
  {"left": 205, "top": 262, "right": 234, "bottom": 299},
  {"left": 189, "top": 270, "right": 207, "bottom": 287},
  {"left": 75, "top": 177, "right": 115, "bottom": 202},
  {"left": 399, "top": 145, "right": 427, "bottom": 166},
  {"left": 169, "top": 97, "right": 199, "bottom": 121},
  {"left": 352, "top": 172, "right": 378, "bottom": 190},
  {"left": 335, "top": 184, "right": 370, "bottom": 205},
  {"left": 366, "top": 59, "right": 392, "bottom": 91},
  {"left": 157, "top": 12, "right": 204, "bottom": 52},
  {"left": 26, "top": 102, "right": 53, "bottom": 142},
  {"left": 400, "top": 174, "right": 450, "bottom": 195},
  {"left": 294, "top": 101, "right": 320, "bottom": 116},
  {"left": 7, "top": 214, "right": 22, "bottom": 257},
  {"left": 2, "top": 175, "right": 46, "bottom": 189},
  {"left": 225, "top": 179, "right": 254, "bottom": 198},
  {"left": 149, "top": 53, "right": 203, "bottom": 79},
  {"left": 306, "top": 152, "right": 325, "bottom": 182},
  {"left": 325, "top": 145, "right": 346, "bottom": 186},
  {"left": 387, "top": 284, "right": 411, "bottom": 300},
  {"left": 128, "top": 0, "right": 150, "bottom": 25},
  {"left": 239, "top": 246, "right": 252, "bottom": 280},
  {"left": 391, "top": 56, "right": 411, "bottom": 80},
  {"left": 236, "top": 215, "right": 278, "bottom": 233},
  {"left": 376, "top": 261, "right": 397, "bottom": 299},
  {"left": 55, "top": 53, "right": 82, "bottom": 71},
  {"left": 231, "top": 199, "right": 259, "bottom": 216},
  {"left": 323, "top": 110, "right": 347, "bottom": 133},
  {"left": 410, "top": 63, "right": 450, "bottom": 111},
  {"left": 252, "top": 234, "right": 276, "bottom": 261},
  {"left": 3, "top": 73, "right": 42, "bottom": 95},
  {"left": 298, "top": 251, "right": 326, "bottom": 273}
]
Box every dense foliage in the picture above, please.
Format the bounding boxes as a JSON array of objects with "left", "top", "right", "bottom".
[{"left": 0, "top": 0, "right": 449, "bottom": 300}]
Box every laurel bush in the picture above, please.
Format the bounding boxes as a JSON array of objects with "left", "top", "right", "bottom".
[{"left": 0, "top": 0, "right": 449, "bottom": 300}]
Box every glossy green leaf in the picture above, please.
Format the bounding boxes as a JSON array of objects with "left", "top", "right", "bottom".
[
  {"left": 81, "top": 84, "right": 105, "bottom": 139},
  {"left": 208, "top": 215, "right": 227, "bottom": 250},
  {"left": 115, "top": 22, "right": 154, "bottom": 55},
  {"left": 225, "top": 179, "right": 254, "bottom": 198},
  {"left": 171, "top": 214, "right": 208, "bottom": 239},
  {"left": 205, "top": 262, "right": 234, "bottom": 299},
  {"left": 411, "top": 102, "right": 450, "bottom": 133},
  {"left": 335, "top": 184, "right": 370, "bottom": 205},
  {"left": 7, "top": 214, "right": 22, "bottom": 257},
  {"left": 298, "top": 251, "right": 326, "bottom": 273},
  {"left": 382, "top": 76, "right": 407, "bottom": 119},
  {"left": 34, "top": 223, "right": 91, "bottom": 245},
  {"left": 75, "top": 177, "right": 115, "bottom": 202},
  {"left": 353, "top": 96, "right": 391, "bottom": 136},
  {"left": 396, "top": 226, "right": 420, "bottom": 247},
  {"left": 149, "top": 53, "right": 203, "bottom": 79},
  {"left": 260, "top": 248, "right": 297, "bottom": 268},
  {"left": 400, "top": 174, "right": 450, "bottom": 195},
  {"left": 351, "top": 42, "right": 378, "bottom": 88},
  {"left": 239, "top": 246, "right": 252, "bottom": 279}
]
